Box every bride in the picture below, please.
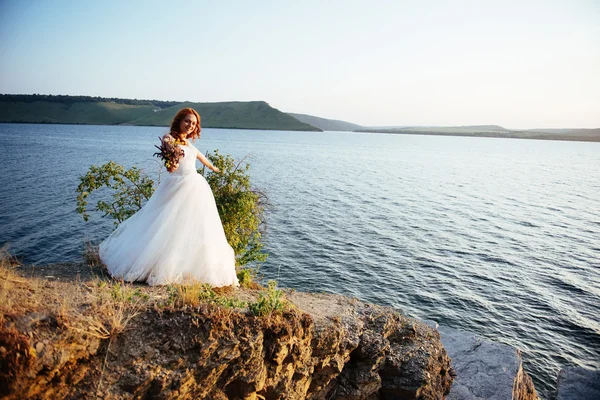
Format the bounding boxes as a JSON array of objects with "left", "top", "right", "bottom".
[{"left": 99, "top": 108, "right": 239, "bottom": 287}]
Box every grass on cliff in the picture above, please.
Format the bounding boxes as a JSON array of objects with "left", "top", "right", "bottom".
[
  {"left": 248, "top": 281, "right": 287, "bottom": 316},
  {"left": 0, "top": 245, "right": 290, "bottom": 352},
  {"left": 81, "top": 243, "right": 280, "bottom": 316},
  {"left": 167, "top": 282, "right": 248, "bottom": 309},
  {"left": 0, "top": 247, "right": 143, "bottom": 391},
  {"left": 165, "top": 279, "right": 289, "bottom": 317},
  {"left": 0, "top": 247, "right": 149, "bottom": 341},
  {"left": 0, "top": 248, "right": 31, "bottom": 318},
  {"left": 81, "top": 244, "right": 290, "bottom": 317}
]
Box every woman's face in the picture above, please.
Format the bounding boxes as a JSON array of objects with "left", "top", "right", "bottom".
[{"left": 179, "top": 113, "right": 198, "bottom": 137}]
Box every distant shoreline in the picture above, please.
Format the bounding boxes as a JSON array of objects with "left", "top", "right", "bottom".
[
  {"left": 355, "top": 129, "right": 600, "bottom": 143},
  {"left": 2, "top": 95, "right": 597, "bottom": 139},
  {"left": 3, "top": 121, "right": 599, "bottom": 143}
]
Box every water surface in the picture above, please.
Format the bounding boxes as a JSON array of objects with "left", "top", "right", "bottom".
[{"left": 1, "top": 123, "right": 599, "bottom": 398}]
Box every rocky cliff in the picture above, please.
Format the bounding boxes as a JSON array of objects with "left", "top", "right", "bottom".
[{"left": 1, "top": 262, "right": 453, "bottom": 399}]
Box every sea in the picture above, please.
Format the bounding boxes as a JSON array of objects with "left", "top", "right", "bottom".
[{"left": 0, "top": 123, "right": 599, "bottom": 398}]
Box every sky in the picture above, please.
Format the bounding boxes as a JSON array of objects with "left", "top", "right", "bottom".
[{"left": 0, "top": 0, "right": 598, "bottom": 129}]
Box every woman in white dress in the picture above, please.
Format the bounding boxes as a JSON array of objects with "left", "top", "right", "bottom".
[{"left": 99, "top": 108, "right": 239, "bottom": 287}]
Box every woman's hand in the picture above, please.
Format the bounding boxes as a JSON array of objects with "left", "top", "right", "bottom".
[{"left": 196, "top": 151, "right": 219, "bottom": 173}]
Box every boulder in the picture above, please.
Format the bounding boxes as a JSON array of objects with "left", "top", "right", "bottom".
[
  {"left": 556, "top": 367, "right": 600, "bottom": 400},
  {"left": 426, "top": 323, "right": 537, "bottom": 400}
]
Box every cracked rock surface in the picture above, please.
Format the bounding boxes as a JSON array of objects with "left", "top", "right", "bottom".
[{"left": 1, "top": 264, "right": 453, "bottom": 399}]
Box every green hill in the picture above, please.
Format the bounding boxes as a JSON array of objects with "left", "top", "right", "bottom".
[
  {"left": 131, "top": 101, "right": 320, "bottom": 131},
  {"left": 0, "top": 99, "right": 156, "bottom": 125},
  {"left": 0, "top": 94, "right": 321, "bottom": 131}
]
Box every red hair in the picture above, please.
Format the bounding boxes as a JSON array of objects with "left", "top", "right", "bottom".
[{"left": 170, "top": 108, "right": 201, "bottom": 140}]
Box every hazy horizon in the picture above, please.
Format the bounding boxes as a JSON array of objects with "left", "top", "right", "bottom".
[{"left": 1, "top": 0, "right": 598, "bottom": 129}]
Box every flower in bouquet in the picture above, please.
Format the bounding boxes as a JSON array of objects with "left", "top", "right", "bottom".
[{"left": 154, "top": 134, "right": 185, "bottom": 172}]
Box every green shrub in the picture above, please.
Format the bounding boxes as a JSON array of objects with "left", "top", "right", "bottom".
[
  {"left": 109, "top": 282, "right": 149, "bottom": 303},
  {"left": 200, "top": 150, "right": 268, "bottom": 267},
  {"left": 166, "top": 283, "right": 247, "bottom": 309},
  {"left": 237, "top": 268, "right": 256, "bottom": 288},
  {"left": 76, "top": 161, "right": 155, "bottom": 225},
  {"left": 76, "top": 151, "right": 267, "bottom": 268},
  {"left": 249, "top": 281, "right": 286, "bottom": 316}
]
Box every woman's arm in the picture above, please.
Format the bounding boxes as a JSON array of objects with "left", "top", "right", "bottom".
[{"left": 196, "top": 151, "right": 220, "bottom": 173}]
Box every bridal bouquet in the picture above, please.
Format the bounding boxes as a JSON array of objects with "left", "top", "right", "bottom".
[{"left": 154, "top": 134, "right": 185, "bottom": 172}]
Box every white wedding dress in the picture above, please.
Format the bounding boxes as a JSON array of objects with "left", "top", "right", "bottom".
[{"left": 99, "top": 141, "right": 239, "bottom": 287}]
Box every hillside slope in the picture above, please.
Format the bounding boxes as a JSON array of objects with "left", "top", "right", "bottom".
[
  {"left": 288, "top": 112, "right": 363, "bottom": 131},
  {"left": 133, "top": 101, "right": 320, "bottom": 131},
  {"left": 0, "top": 95, "right": 321, "bottom": 131},
  {"left": 0, "top": 100, "right": 156, "bottom": 125}
]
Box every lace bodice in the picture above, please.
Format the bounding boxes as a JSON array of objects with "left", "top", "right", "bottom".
[{"left": 172, "top": 142, "right": 199, "bottom": 176}]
